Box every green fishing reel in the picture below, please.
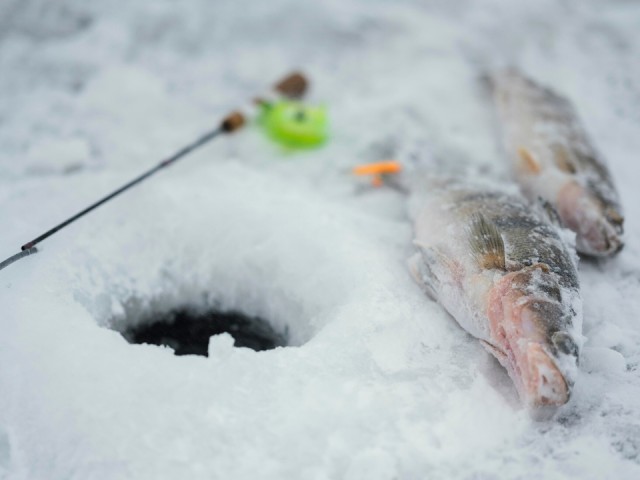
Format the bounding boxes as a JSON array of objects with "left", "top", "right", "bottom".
[{"left": 259, "top": 100, "right": 328, "bottom": 149}]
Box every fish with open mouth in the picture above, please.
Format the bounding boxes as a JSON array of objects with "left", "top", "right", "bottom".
[
  {"left": 489, "top": 69, "right": 624, "bottom": 257},
  {"left": 408, "top": 177, "right": 582, "bottom": 411}
]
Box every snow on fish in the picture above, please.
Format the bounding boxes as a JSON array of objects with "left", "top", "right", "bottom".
[
  {"left": 404, "top": 175, "right": 582, "bottom": 413},
  {"left": 489, "top": 69, "right": 624, "bottom": 257}
]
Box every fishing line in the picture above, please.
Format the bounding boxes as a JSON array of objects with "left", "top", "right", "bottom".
[{"left": 0, "top": 71, "right": 307, "bottom": 273}]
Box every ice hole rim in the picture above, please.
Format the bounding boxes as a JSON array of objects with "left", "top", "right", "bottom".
[
  {"left": 119, "top": 304, "right": 290, "bottom": 356},
  {"left": 102, "top": 285, "right": 312, "bottom": 357}
]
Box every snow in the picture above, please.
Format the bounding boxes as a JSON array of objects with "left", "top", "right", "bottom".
[{"left": 1, "top": 0, "right": 640, "bottom": 478}]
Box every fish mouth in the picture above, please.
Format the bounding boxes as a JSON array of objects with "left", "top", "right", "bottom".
[
  {"left": 486, "top": 274, "right": 579, "bottom": 411},
  {"left": 522, "top": 342, "right": 569, "bottom": 407},
  {"left": 575, "top": 221, "right": 624, "bottom": 257},
  {"left": 557, "top": 182, "right": 624, "bottom": 256},
  {"left": 481, "top": 339, "right": 570, "bottom": 409}
]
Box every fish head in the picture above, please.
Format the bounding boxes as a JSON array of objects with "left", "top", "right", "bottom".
[
  {"left": 557, "top": 180, "right": 624, "bottom": 256},
  {"left": 487, "top": 269, "right": 580, "bottom": 409},
  {"left": 517, "top": 299, "right": 579, "bottom": 405}
]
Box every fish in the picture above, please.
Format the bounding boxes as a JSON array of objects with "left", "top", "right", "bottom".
[
  {"left": 489, "top": 69, "right": 624, "bottom": 257},
  {"left": 408, "top": 178, "right": 582, "bottom": 411}
]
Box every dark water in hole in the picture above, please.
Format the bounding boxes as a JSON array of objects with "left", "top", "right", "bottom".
[{"left": 124, "top": 309, "right": 287, "bottom": 356}]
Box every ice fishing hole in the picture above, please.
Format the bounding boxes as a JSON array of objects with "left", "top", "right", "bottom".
[{"left": 121, "top": 307, "right": 288, "bottom": 357}]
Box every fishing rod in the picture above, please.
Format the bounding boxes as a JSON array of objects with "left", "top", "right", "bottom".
[{"left": 0, "top": 71, "right": 308, "bottom": 273}]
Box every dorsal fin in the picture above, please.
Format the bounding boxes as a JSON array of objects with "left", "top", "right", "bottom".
[{"left": 468, "top": 213, "right": 506, "bottom": 270}]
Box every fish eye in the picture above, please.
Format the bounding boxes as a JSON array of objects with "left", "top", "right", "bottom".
[
  {"left": 605, "top": 207, "right": 624, "bottom": 226},
  {"left": 551, "top": 331, "right": 578, "bottom": 357}
]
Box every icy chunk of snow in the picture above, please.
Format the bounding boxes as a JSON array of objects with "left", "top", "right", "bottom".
[
  {"left": 582, "top": 347, "right": 627, "bottom": 374},
  {"left": 208, "top": 333, "right": 236, "bottom": 360}
]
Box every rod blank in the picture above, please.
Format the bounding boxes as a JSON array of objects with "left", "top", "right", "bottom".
[{"left": 0, "top": 71, "right": 309, "bottom": 273}]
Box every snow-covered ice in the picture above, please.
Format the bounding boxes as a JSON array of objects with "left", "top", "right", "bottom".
[{"left": 1, "top": 0, "right": 640, "bottom": 478}]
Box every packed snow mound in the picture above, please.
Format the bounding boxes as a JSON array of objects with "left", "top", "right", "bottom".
[{"left": 2, "top": 0, "right": 640, "bottom": 478}]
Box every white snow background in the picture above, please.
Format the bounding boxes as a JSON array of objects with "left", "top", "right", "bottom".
[{"left": 1, "top": 0, "right": 640, "bottom": 478}]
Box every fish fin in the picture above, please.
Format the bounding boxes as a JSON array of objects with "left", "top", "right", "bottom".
[
  {"left": 537, "top": 196, "right": 563, "bottom": 227},
  {"left": 408, "top": 252, "right": 424, "bottom": 283},
  {"left": 551, "top": 145, "right": 577, "bottom": 174},
  {"left": 480, "top": 340, "right": 508, "bottom": 364},
  {"left": 408, "top": 250, "right": 438, "bottom": 300},
  {"left": 412, "top": 239, "right": 429, "bottom": 249},
  {"left": 468, "top": 213, "right": 506, "bottom": 270},
  {"left": 517, "top": 147, "right": 541, "bottom": 174}
]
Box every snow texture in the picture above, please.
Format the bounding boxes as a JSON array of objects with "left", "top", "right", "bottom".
[{"left": 1, "top": 0, "right": 640, "bottom": 478}]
